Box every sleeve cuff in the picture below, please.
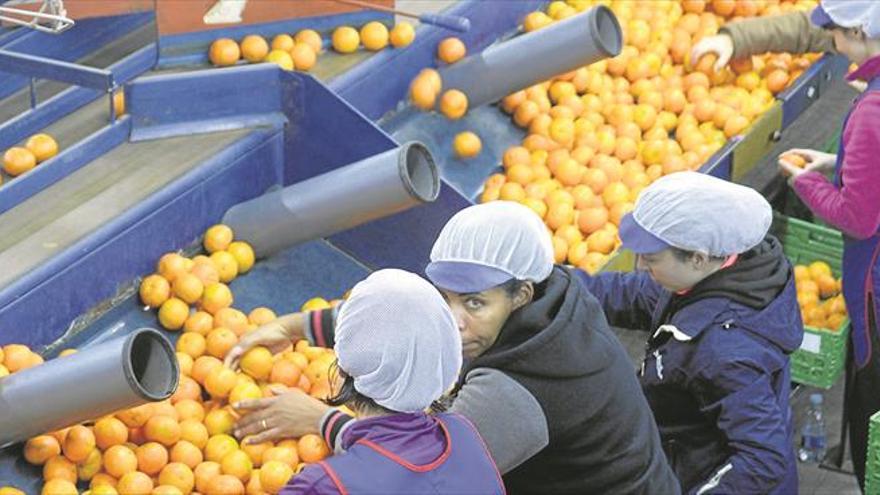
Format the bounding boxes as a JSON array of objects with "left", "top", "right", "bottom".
[{"left": 319, "top": 409, "right": 355, "bottom": 454}]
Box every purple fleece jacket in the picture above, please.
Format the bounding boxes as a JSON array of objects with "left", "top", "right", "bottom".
[{"left": 792, "top": 54, "right": 880, "bottom": 240}]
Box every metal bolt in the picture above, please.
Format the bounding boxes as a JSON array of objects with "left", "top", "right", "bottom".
[
  {"left": 807, "top": 86, "right": 816, "bottom": 99},
  {"left": 771, "top": 130, "right": 782, "bottom": 142}
]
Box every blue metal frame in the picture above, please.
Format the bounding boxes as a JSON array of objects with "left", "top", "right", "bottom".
[
  {"left": 778, "top": 53, "right": 851, "bottom": 128},
  {"left": 0, "top": 50, "right": 113, "bottom": 90},
  {"left": 157, "top": 10, "right": 391, "bottom": 68},
  {"left": 0, "top": 12, "right": 153, "bottom": 101}
]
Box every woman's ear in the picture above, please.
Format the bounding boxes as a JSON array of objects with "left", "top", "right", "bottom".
[
  {"left": 691, "top": 251, "right": 711, "bottom": 270},
  {"left": 512, "top": 282, "right": 535, "bottom": 310}
]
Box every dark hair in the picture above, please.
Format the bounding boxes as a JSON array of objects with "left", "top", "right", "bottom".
[
  {"left": 498, "top": 278, "right": 530, "bottom": 297},
  {"left": 669, "top": 247, "right": 727, "bottom": 263},
  {"left": 326, "top": 360, "right": 396, "bottom": 414}
]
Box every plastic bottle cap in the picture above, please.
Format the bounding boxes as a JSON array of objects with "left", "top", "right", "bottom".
[{"left": 810, "top": 393, "right": 823, "bottom": 405}]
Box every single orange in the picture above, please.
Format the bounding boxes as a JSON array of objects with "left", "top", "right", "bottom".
[
  {"left": 294, "top": 30, "right": 322, "bottom": 53},
  {"left": 140, "top": 274, "right": 171, "bottom": 308},
  {"left": 248, "top": 307, "right": 277, "bottom": 326},
  {"left": 40, "top": 480, "right": 77, "bottom": 495},
  {"left": 360, "top": 21, "right": 389, "bottom": 51},
  {"left": 204, "top": 408, "right": 237, "bottom": 437},
  {"left": 453, "top": 131, "right": 482, "bottom": 159},
  {"left": 259, "top": 460, "right": 293, "bottom": 494},
  {"left": 201, "top": 282, "right": 234, "bottom": 315},
  {"left": 195, "top": 461, "right": 223, "bottom": 493},
  {"left": 184, "top": 311, "right": 214, "bottom": 335},
  {"left": 290, "top": 43, "right": 316, "bottom": 71},
  {"left": 389, "top": 22, "right": 415, "bottom": 48},
  {"left": 270, "top": 34, "right": 294, "bottom": 52},
  {"left": 103, "top": 445, "right": 138, "bottom": 479},
  {"left": 116, "top": 472, "right": 154, "bottom": 495},
  {"left": 439, "top": 89, "right": 468, "bottom": 119},
  {"left": 24, "top": 435, "right": 60, "bottom": 465},
  {"left": 3, "top": 147, "right": 36, "bottom": 176},
  {"left": 158, "top": 462, "right": 195, "bottom": 494},
  {"left": 437, "top": 37, "right": 466, "bottom": 64},
  {"left": 95, "top": 417, "right": 129, "bottom": 450},
  {"left": 240, "top": 35, "right": 269, "bottom": 63},
  {"left": 297, "top": 434, "right": 330, "bottom": 463},
  {"left": 332, "top": 26, "right": 359, "bottom": 53},
  {"left": 25, "top": 133, "right": 58, "bottom": 163},
  {"left": 209, "top": 38, "right": 240, "bottom": 67},
  {"left": 62, "top": 425, "right": 95, "bottom": 463}
]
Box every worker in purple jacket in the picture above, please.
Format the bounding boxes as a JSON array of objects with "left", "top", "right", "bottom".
[
  {"left": 577, "top": 172, "right": 803, "bottom": 495},
  {"left": 258, "top": 268, "right": 503, "bottom": 494},
  {"left": 774, "top": 3, "right": 880, "bottom": 490}
]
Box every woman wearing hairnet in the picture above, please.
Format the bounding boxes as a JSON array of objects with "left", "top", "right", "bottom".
[
  {"left": 227, "top": 201, "right": 679, "bottom": 494},
  {"left": 577, "top": 172, "right": 804, "bottom": 495},
  {"left": 275, "top": 269, "right": 503, "bottom": 494}
]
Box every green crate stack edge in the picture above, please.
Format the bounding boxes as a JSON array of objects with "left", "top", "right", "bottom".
[
  {"left": 867, "top": 411, "right": 880, "bottom": 494},
  {"left": 772, "top": 213, "right": 849, "bottom": 389}
]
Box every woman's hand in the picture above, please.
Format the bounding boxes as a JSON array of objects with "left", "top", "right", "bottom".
[
  {"left": 691, "top": 34, "right": 734, "bottom": 72},
  {"left": 787, "top": 148, "right": 837, "bottom": 174},
  {"left": 232, "top": 386, "right": 331, "bottom": 444},
  {"left": 224, "top": 320, "right": 294, "bottom": 370}
]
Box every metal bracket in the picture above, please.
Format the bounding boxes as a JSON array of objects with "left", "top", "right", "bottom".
[{"left": 0, "top": 0, "right": 74, "bottom": 34}]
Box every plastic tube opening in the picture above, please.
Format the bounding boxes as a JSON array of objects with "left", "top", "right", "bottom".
[
  {"left": 124, "top": 329, "right": 179, "bottom": 401},
  {"left": 398, "top": 142, "right": 440, "bottom": 203},
  {"left": 590, "top": 5, "right": 623, "bottom": 57}
]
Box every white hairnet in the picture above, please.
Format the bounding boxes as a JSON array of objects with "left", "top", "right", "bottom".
[
  {"left": 426, "top": 201, "right": 554, "bottom": 293},
  {"left": 334, "top": 269, "right": 462, "bottom": 413},
  {"left": 629, "top": 172, "right": 772, "bottom": 256},
  {"left": 814, "top": 0, "right": 880, "bottom": 38}
]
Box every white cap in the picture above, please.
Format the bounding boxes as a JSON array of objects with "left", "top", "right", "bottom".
[
  {"left": 812, "top": 0, "right": 880, "bottom": 38},
  {"left": 426, "top": 201, "right": 555, "bottom": 293},
  {"left": 335, "top": 269, "right": 462, "bottom": 413},
  {"left": 620, "top": 172, "right": 771, "bottom": 256}
]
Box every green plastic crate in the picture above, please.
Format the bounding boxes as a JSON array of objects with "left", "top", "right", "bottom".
[
  {"left": 772, "top": 214, "right": 850, "bottom": 389},
  {"left": 866, "top": 411, "right": 880, "bottom": 495}
]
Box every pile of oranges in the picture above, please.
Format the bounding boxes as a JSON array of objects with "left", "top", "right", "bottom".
[
  {"left": 2, "top": 133, "right": 59, "bottom": 183},
  {"left": 794, "top": 260, "right": 848, "bottom": 332},
  {"left": 1, "top": 224, "right": 343, "bottom": 494},
  {"left": 475, "top": 0, "right": 820, "bottom": 273},
  {"left": 208, "top": 21, "right": 415, "bottom": 71}
]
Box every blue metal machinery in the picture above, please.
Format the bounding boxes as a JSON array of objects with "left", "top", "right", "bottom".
[{"left": 0, "top": 1, "right": 853, "bottom": 491}]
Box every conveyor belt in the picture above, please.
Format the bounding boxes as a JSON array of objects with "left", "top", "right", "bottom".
[
  {"left": 0, "top": 128, "right": 252, "bottom": 289},
  {"left": 0, "top": 21, "right": 156, "bottom": 123}
]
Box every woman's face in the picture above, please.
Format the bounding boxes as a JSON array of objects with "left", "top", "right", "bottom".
[
  {"left": 831, "top": 28, "right": 871, "bottom": 65},
  {"left": 439, "top": 283, "right": 532, "bottom": 360},
  {"left": 636, "top": 249, "right": 715, "bottom": 293}
]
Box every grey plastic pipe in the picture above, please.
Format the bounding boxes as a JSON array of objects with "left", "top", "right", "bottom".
[
  {"left": 0, "top": 328, "right": 178, "bottom": 448},
  {"left": 223, "top": 141, "right": 440, "bottom": 257},
  {"left": 438, "top": 5, "right": 622, "bottom": 109}
]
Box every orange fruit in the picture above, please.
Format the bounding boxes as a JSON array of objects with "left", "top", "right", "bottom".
[
  {"left": 174, "top": 397, "right": 204, "bottom": 421},
  {"left": 205, "top": 435, "right": 239, "bottom": 464},
  {"left": 209, "top": 38, "right": 240, "bottom": 67},
  {"left": 157, "top": 253, "right": 189, "bottom": 283},
  {"left": 214, "top": 307, "right": 250, "bottom": 335},
  {"left": 114, "top": 89, "right": 126, "bottom": 116},
  {"left": 723, "top": 115, "right": 750, "bottom": 138},
  {"left": 359, "top": 21, "right": 389, "bottom": 51},
  {"left": 25, "top": 133, "right": 58, "bottom": 163},
  {"left": 191, "top": 355, "right": 223, "bottom": 384},
  {"left": 176, "top": 332, "right": 206, "bottom": 360},
  {"left": 195, "top": 461, "right": 223, "bottom": 493},
  {"left": 289, "top": 43, "right": 316, "bottom": 72},
  {"left": 227, "top": 241, "right": 255, "bottom": 274},
  {"left": 204, "top": 409, "right": 236, "bottom": 437},
  {"left": 817, "top": 274, "right": 840, "bottom": 298},
  {"left": 25, "top": 435, "right": 61, "bottom": 465},
  {"left": 578, "top": 207, "right": 609, "bottom": 235},
  {"left": 43, "top": 455, "right": 77, "bottom": 483},
  {"left": 207, "top": 475, "right": 245, "bottom": 495},
  {"left": 205, "top": 366, "right": 238, "bottom": 399},
  {"left": 712, "top": 0, "right": 736, "bottom": 16},
  {"left": 144, "top": 416, "right": 181, "bottom": 448},
  {"left": 183, "top": 311, "right": 214, "bottom": 335},
  {"left": 2, "top": 344, "right": 31, "bottom": 372},
  {"left": 3, "top": 147, "right": 36, "bottom": 176},
  {"left": 268, "top": 359, "right": 301, "bottom": 387},
  {"left": 95, "top": 417, "right": 129, "bottom": 450},
  {"left": 241, "top": 439, "right": 273, "bottom": 468},
  {"left": 41, "top": 480, "right": 77, "bottom": 495},
  {"left": 248, "top": 307, "right": 276, "bottom": 326},
  {"left": 229, "top": 381, "right": 263, "bottom": 405},
  {"left": 766, "top": 69, "right": 790, "bottom": 94},
  {"left": 152, "top": 486, "right": 182, "bottom": 495},
  {"left": 332, "top": 26, "right": 359, "bottom": 53},
  {"left": 389, "top": 22, "right": 415, "bottom": 48},
  {"left": 439, "top": 89, "right": 468, "bottom": 120},
  {"left": 808, "top": 261, "right": 833, "bottom": 280},
  {"left": 158, "top": 463, "right": 195, "bottom": 494},
  {"left": 206, "top": 327, "right": 238, "bottom": 359},
  {"left": 116, "top": 403, "right": 154, "bottom": 428},
  {"left": 179, "top": 420, "right": 209, "bottom": 450},
  {"left": 264, "top": 49, "right": 293, "bottom": 70},
  {"left": 294, "top": 29, "right": 322, "bottom": 53},
  {"left": 140, "top": 274, "right": 171, "bottom": 308},
  {"left": 239, "top": 346, "right": 274, "bottom": 380},
  {"left": 221, "top": 450, "right": 253, "bottom": 482},
  {"left": 261, "top": 447, "right": 298, "bottom": 468},
  {"left": 77, "top": 447, "right": 102, "bottom": 481},
  {"left": 780, "top": 152, "right": 807, "bottom": 168},
  {"left": 62, "top": 425, "right": 95, "bottom": 463},
  {"left": 259, "top": 460, "right": 293, "bottom": 494},
  {"left": 117, "top": 472, "right": 154, "bottom": 495},
  {"left": 453, "top": 131, "right": 481, "bottom": 159},
  {"left": 297, "top": 434, "right": 330, "bottom": 463},
  {"left": 201, "top": 282, "right": 234, "bottom": 315},
  {"left": 90, "top": 473, "right": 118, "bottom": 489},
  {"left": 172, "top": 273, "right": 204, "bottom": 305},
  {"left": 270, "top": 34, "right": 295, "bottom": 52},
  {"left": 210, "top": 251, "right": 239, "bottom": 283},
  {"left": 0, "top": 488, "right": 24, "bottom": 495},
  {"left": 158, "top": 297, "right": 190, "bottom": 331},
  {"left": 240, "top": 35, "right": 269, "bottom": 63},
  {"left": 204, "top": 225, "right": 234, "bottom": 254},
  {"left": 437, "top": 37, "right": 466, "bottom": 64},
  {"left": 410, "top": 76, "right": 438, "bottom": 110},
  {"left": 103, "top": 445, "right": 138, "bottom": 479},
  {"left": 136, "top": 442, "right": 169, "bottom": 476},
  {"left": 169, "top": 441, "right": 203, "bottom": 471}
]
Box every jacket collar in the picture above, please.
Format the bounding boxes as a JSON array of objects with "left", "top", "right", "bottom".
[{"left": 848, "top": 53, "right": 880, "bottom": 83}]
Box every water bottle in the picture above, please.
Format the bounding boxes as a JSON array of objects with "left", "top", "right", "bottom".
[{"left": 798, "top": 393, "right": 827, "bottom": 463}]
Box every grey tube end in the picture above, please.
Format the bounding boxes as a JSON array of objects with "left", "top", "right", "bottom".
[
  {"left": 398, "top": 141, "right": 440, "bottom": 203},
  {"left": 588, "top": 5, "right": 623, "bottom": 58},
  {"left": 122, "top": 329, "right": 179, "bottom": 401}
]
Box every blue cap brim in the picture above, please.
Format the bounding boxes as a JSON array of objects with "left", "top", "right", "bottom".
[
  {"left": 425, "top": 261, "right": 514, "bottom": 294},
  {"left": 811, "top": 5, "right": 834, "bottom": 28},
  {"left": 619, "top": 213, "right": 672, "bottom": 254}
]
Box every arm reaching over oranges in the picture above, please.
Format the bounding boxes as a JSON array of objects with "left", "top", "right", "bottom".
[
  {"left": 224, "top": 313, "right": 305, "bottom": 369},
  {"left": 691, "top": 34, "right": 735, "bottom": 72}
]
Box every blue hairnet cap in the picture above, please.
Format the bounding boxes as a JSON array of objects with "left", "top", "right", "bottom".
[
  {"left": 621, "top": 172, "right": 772, "bottom": 257},
  {"left": 811, "top": 0, "right": 880, "bottom": 38}
]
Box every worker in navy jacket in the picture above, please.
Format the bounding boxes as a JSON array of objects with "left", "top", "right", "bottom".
[{"left": 577, "top": 172, "right": 804, "bottom": 494}]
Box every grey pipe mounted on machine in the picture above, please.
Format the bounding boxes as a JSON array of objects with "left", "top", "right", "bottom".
[
  {"left": 438, "top": 5, "right": 623, "bottom": 109},
  {"left": 223, "top": 141, "right": 440, "bottom": 258},
  {"left": 0, "top": 328, "right": 178, "bottom": 448}
]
